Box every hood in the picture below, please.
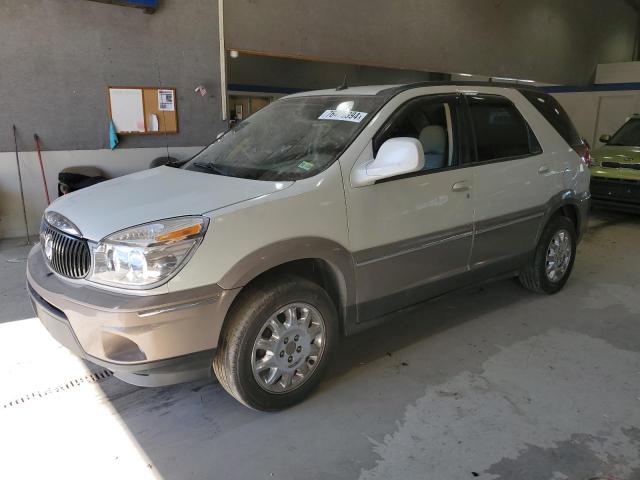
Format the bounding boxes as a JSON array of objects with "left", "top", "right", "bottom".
[
  {"left": 591, "top": 145, "right": 640, "bottom": 164},
  {"left": 47, "top": 166, "right": 292, "bottom": 240}
]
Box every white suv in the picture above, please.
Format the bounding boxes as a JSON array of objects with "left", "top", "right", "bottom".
[{"left": 27, "top": 83, "right": 590, "bottom": 410}]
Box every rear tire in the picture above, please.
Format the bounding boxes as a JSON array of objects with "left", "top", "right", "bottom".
[
  {"left": 213, "top": 275, "right": 338, "bottom": 411},
  {"left": 518, "top": 215, "right": 576, "bottom": 294}
]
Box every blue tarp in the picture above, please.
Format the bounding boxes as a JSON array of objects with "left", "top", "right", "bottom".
[
  {"left": 109, "top": 120, "right": 119, "bottom": 150},
  {"left": 87, "top": 1, "right": 159, "bottom": 11}
]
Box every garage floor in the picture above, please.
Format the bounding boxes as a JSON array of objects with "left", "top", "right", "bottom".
[{"left": 1, "top": 211, "right": 639, "bottom": 480}]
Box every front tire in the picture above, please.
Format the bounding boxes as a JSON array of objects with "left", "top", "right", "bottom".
[
  {"left": 519, "top": 215, "right": 577, "bottom": 294},
  {"left": 213, "top": 275, "right": 338, "bottom": 411}
]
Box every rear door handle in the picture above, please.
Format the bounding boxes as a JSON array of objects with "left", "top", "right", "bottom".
[
  {"left": 452, "top": 181, "right": 470, "bottom": 192},
  {"left": 538, "top": 165, "right": 550, "bottom": 174}
]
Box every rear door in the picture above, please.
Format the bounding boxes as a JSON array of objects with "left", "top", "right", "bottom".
[{"left": 464, "top": 92, "right": 560, "bottom": 271}]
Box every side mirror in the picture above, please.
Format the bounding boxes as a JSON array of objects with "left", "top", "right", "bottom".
[
  {"left": 599, "top": 134, "right": 611, "bottom": 144},
  {"left": 352, "top": 137, "right": 425, "bottom": 187}
]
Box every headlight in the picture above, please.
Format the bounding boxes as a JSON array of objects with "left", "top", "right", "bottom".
[{"left": 89, "top": 217, "right": 208, "bottom": 288}]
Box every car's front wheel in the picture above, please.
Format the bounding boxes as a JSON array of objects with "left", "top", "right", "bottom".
[
  {"left": 213, "top": 275, "right": 338, "bottom": 410},
  {"left": 518, "top": 215, "right": 577, "bottom": 294}
]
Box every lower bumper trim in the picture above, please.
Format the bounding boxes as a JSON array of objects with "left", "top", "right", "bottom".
[
  {"left": 591, "top": 197, "right": 640, "bottom": 213},
  {"left": 90, "top": 349, "right": 215, "bottom": 387},
  {"left": 29, "top": 283, "right": 215, "bottom": 387},
  {"left": 590, "top": 178, "right": 640, "bottom": 213}
]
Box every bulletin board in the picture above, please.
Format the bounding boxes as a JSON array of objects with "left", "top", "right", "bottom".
[{"left": 108, "top": 86, "right": 179, "bottom": 135}]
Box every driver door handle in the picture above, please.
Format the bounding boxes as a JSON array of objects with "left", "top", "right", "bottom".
[
  {"left": 452, "top": 181, "right": 470, "bottom": 192},
  {"left": 538, "top": 165, "right": 550, "bottom": 174}
]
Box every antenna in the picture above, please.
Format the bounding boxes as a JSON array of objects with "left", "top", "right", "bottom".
[{"left": 336, "top": 74, "right": 349, "bottom": 91}]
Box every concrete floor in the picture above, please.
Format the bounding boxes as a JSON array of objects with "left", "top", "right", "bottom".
[{"left": 1, "top": 210, "right": 639, "bottom": 480}]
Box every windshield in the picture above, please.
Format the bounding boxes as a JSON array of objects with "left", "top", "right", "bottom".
[
  {"left": 183, "top": 95, "right": 385, "bottom": 181},
  {"left": 608, "top": 118, "right": 640, "bottom": 147}
]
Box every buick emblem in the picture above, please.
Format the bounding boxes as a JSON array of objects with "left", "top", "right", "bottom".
[{"left": 44, "top": 234, "right": 53, "bottom": 261}]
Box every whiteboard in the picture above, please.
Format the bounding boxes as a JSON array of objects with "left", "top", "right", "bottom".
[{"left": 109, "top": 88, "right": 145, "bottom": 133}]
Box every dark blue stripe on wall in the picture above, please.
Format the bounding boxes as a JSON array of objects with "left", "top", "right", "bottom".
[
  {"left": 227, "top": 82, "right": 640, "bottom": 95},
  {"left": 125, "top": 0, "right": 158, "bottom": 6},
  {"left": 541, "top": 82, "right": 640, "bottom": 93},
  {"left": 227, "top": 83, "right": 305, "bottom": 94}
]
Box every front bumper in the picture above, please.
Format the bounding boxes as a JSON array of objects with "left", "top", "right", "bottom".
[
  {"left": 590, "top": 176, "right": 640, "bottom": 213},
  {"left": 26, "top": 245, "right": 240, "bottom": 386}
]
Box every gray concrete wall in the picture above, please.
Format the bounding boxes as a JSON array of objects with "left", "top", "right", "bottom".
[
  {"left": 228, "top": 54, "right": 448, "bottom": 92},
  {"left": 0, "top": 0, "right": 225, "bottom": 153},
  {"left": 225, "top": 0, "right": 639, "bottom": 86}
]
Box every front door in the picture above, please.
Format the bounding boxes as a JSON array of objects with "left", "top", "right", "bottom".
[{"left": 342, "top": 94, "right": 475, "bottom": 322}]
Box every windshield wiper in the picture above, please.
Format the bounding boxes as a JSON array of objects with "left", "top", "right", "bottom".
[{"left": 192, "top": 161, "right": 228, "bottom": 176}]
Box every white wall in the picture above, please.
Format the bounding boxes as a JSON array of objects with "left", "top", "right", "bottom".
[
  {"left": 596, "top": 62, "right": 640, "bottom": 84},
  {"left": 553, "top": 90, "right": 640, "bottom": 148},
  {"left": 0, "top": 147, "right": 202, "bottom": 240},
  {"left": 553, "top": 61, "right": 640, "bottom": 149}
]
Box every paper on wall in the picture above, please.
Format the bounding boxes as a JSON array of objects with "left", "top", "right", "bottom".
[
  {"left": 109, "top": 88, "right": 145, "bottom": 133},
  {"left": 158, "top": 89, "right": 175, "bottom": 111},
  {"left": 149, "top": 113, "right": 159, "bottom": 132}
]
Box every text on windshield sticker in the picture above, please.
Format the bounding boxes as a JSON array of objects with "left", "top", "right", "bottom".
[{"left": 318, "top": 110, "right": 368, "bottom": 123}]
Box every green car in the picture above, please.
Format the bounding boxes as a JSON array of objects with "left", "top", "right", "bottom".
[{"left": 590, "top": 114, "right": 640, "bottom": 212}]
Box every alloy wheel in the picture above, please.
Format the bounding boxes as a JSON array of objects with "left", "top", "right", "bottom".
[
  {"left": 545, "top": 229, "right": 572, "bottom": 283},
  {"left": 251, "top": 302, "right": 326, "bottom": 394}
]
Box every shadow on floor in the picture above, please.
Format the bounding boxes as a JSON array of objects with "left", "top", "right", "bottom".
[
  {"left": 587, "top": 209, "right": 640, "bottom": 234},
  {"left": 97, "top": 273, "right": 547, "bottom": 479}
]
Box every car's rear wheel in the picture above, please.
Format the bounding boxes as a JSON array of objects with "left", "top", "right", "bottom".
[
  {"left": 213, "top": 275, "right": 338, "bottom": 410},
  {"left": 518, "top": 215, "right": 577, "bottom": 294}
]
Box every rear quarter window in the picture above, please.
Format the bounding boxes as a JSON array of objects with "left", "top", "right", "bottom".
[{"left": 519, "top": 90, "right": 583, "bottom": 147}]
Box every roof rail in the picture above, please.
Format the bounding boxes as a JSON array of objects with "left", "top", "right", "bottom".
[{"left": 379, "top": 80, "right": 544, "bottom": 97}]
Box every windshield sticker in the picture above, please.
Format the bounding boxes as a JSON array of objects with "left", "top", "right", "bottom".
[
  {"left": 297, "top": 160, "right": 314, "bottom": 171},
  {"left": 318, "top": 109, "right": 368, "bottom": 123}
]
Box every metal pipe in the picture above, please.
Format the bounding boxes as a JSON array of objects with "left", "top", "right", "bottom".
[
  {"left": 12, "top": 125, "right": 30, "bottom": 244},
  {"left": 218, "top": 0, "right": 228, "bottom": 121},
  {"left": 33, "top": 134, "right": 51, "bottom": 205}
]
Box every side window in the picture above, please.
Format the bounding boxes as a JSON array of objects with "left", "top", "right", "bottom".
[
  {"left": 374, "top": 96, "right": 458, "bottom": 171},
  {"left": 519, "top": 90, "right": 583, "bottom": 148},
  {"left": 466, "top": 95, "right": 542, "bottom": 163}
]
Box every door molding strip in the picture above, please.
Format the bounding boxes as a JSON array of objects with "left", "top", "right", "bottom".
[
  {"left": 354, "top": 229, "right": 473, "bottom": 267},
  {"left": 475, "top": 211, "right": 545, "bottom": 236}
]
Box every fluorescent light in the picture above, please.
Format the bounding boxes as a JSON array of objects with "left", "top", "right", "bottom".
[{"left": 458, "top": 73, "right": 473, "bottom": 77}]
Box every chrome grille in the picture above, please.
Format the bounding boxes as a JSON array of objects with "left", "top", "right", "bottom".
[{"left": 40, "top": 222, "right": 91, "bottom": 279}]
